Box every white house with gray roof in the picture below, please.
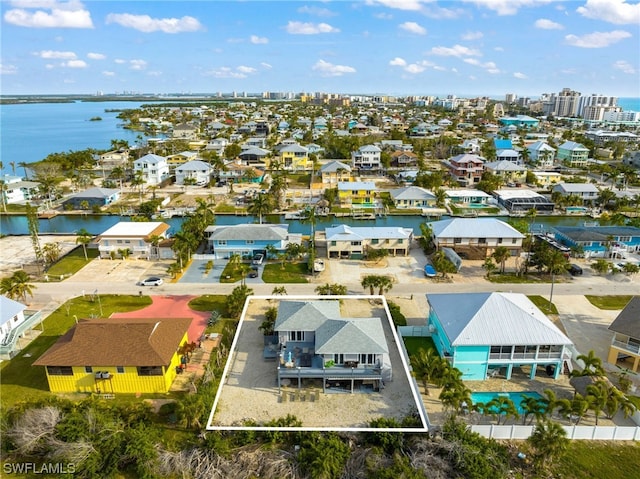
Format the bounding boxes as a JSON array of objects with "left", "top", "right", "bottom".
[
  {"left": 351, "top": 144, "right": 382, "bottom": 171},
  {"left": 133, "top": 154, "right": 169, "bottom": 185},
  {"left": 205, "top": 223, "right": 302, "bottom": 259},
  {"left": 428, "top": 217, "right": 524, "bottom": 259},
  {"left": 319, "top": 160, "right": 352, "bottom": 185},
  {"left": 551, "top": 182, "right": 599, "bottom": 204},
  {"left": 426, "top": 292, "right": 573, "bottom": 380},
  {"left": 1, "top": 296, "right": 27, "bottom": 348},
  {"left": 390, "top": 186, "right": 436, "bottom": 209},
  {"left": 175, "top": 160, "right": 212, "bottom": 186},
  {"left": 273, "top": 300, "right": 391, "bottom": 391},
  {"left": 322, "top": 225, "right": 413, "bottom": 259}
]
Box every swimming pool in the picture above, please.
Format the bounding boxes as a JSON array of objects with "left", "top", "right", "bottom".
[
  {"left": 470, "top": 391, "right": 544, "bottom": 414},
  {"left": 566, "top": 206, "right": 587, "bottom": 213}
]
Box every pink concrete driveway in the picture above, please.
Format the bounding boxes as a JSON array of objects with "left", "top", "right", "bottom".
[{"left": 111, "top": 295, "right": 209, "bottom": 343}]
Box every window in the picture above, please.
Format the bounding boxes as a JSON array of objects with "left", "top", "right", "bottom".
[
  {"left": 218, "top": 240, "right": 227, "bottom": 246},
  {"left": 137, "top": 366, "right": 163, "bottom": 376},
  {"left": 360, "top": 354, "right": 376, "bottom": 365},
  {"left": 116, "top": 366, "right": 125, "bottom": 374},
  {"left": 289, "top": 331, "right": 304, "bottom": 341},
  {"left": 47, "top": 366, "right": 73, "bottom": 376},
  {"left": 333, "top": 354, "right": 344, "bottom": 365},
  {"left": 351, "top": 241, "right": 361, "bottom": 246},
  {"left": 478, "top": 238, "right": 486, "bottom": 244},
  {"left": 246, "top": 240, "right": 254, "bottom": 245},
  {"left": 398, "top": 239, "right": 404, "bottom": 244},
  {"left": 454, "top": 238, "right": 462, "bottom": 244},
  {"left": 619, "top": 236, "right": 631, "bottom": 242},
  {"left": 84, "top": 366, "right": 93, "bottom": 373},
  {"left": 371, "top": 239, "right": 379, "bottom": 244},
  {"left": 331, "top": 241, "right": 336, "bottom": 246},
  {"left": 512, "top": 238, "right": 517, "bottom": 244},
  {"left": 498, "top": 238, "right": 503, "bottom": 244}
]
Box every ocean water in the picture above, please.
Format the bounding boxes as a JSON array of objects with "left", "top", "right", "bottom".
[{"left": 618, "top": 97, "right": 640, "bottom": 112}]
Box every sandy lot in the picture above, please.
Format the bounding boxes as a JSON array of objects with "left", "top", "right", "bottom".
[
  {"left": 209, "top": 298, "right": 425, "bottom": 429},
  {"left": 0, "top": 235, "right": 78, "bottom": 276}
]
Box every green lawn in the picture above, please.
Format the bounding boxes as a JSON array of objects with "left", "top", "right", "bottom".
[
  {"left": 487, "top": 272, "right": 569, "bottom": 284},
  {"left": 0, "top": 295, "right": 151, "bottom": 409},
  {"left": 403, "top": 336, "right": 436, "bottom": 357},
  {"left": 556, "top": 441, "right": 640, "bottom": 479},
  {"left": 45, "top": 246, "right": 100, "bottom": 280},
  {"left": 262, "top": 261, "right": 309, "bottom": 283},
  {"left": 219, "top": 262, "right": 252, "bottom": 283},
  {"left": 528, "top": 295, "right": 559, "bottom": 315},
  {"left": 585, "top": 295, "right": 633, "bottom": 310}
]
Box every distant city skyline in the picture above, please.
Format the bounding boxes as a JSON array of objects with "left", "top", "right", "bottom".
[{"left": 1, "top": 0, "right": 639, "bottom": 97}]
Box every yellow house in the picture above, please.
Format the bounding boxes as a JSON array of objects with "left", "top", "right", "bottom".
[
  {"left": 532, "top": 171, "right": 563, "bottom": 187},
  {"left": 34, "top": 317, "right": 192, "bottom": 394},
  {"left": 166, "top": 151, "right": 199, "bottom": 169},
  {"left": 337, "top": 181, "right": 377, "bottom": 208},
  {"left": 280, "top": 144, "right": 311, "bottom": 170}
]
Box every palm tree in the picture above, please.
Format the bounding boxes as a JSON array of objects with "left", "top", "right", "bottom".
[
  {"left": 410, "top": 348, "right": 447, "bottom": 396},
  {"left": 585, "top": 381, "right": 608, "bottom": 425},
  {"left": 571, "top": 350, "right": 605, "bottom": 377},
  {"left": 361, "top": 274, "right": 378, "bottom": 295},
  {"left": 0, "top": 270, "right": 35, "bottom": 303},
  {"left": 314, "top": 283, "right": 347, "bottom": 295},
  {"left": 76, "top": 228, "right": 93, "bottom": 261},
  {"left": 0, "top": 180, "right": 7, "bottom": 213},
  {"left": 18, "top": 161, "right": 30, "bottom": 180},
  {"left": 147, "top": 234, "right": 163, "bottom": 260},
  {"left": 376, "top": 275, "right": 393, "bottom": 295},
  {"left": 433, "top": 187, "right": 447, "bottom": 208},
  {"left": 247, "top": 193, "right": 274, "bottom": 224},
  {"left": 520, "top": 396, "right": 546, "bottom": 425},
  {"left": 491, "top": 246, "right": 511, "bottom": 274},
  {"left": 527, "top": 419, "right": 569, "bottom": 472},
  {"left": 545, "top": 248, "right": 568, "bottom": 304}
]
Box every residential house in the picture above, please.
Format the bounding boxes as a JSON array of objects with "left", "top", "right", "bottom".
[
  {"left": 279, "top": 143, "right": 310, "bottom": 170},
  {"left": 622, "top": 150, "right": 640, "bottom": 169},
  {"left": 306, "top": 143, "right": 325, "bottom": 156},
  {"left": 337, "top": 181, "right": 377, "bottom": 209},
  {"left": 426, "top": 292, "right": 572, "bottom": 380},
  {"left": 607, "top": 296, "right": 640, "bottom": 373},
  {"left": 98, "top": 149, "right": 129, "bottom": 169},
  {"left": 445, "top": 189, "right": 491, "bottom": 206},
  {"left": 532, "top": 171, "right": 563, "bottom": 187},
  {"left": 551, "top": 183, "right": 599, "bottom": 204},
  {"left": 33, "top": 317, "right": 191, "bottom": 394},
  {"left": 244, "top": 137, "right": 267, "bottom": 149},
  {"left": 1, "top": 175, "right": 40, "bottom": 204},
  {"left": 133, "top": 154, "right": 170, "bottom": 186},
  {"left": 493, "top": 189, "right": 555, "bottom": 213},
  {"left": 0, "top": 296, "right": 28, "bottom": 358},
  {"left": 238, "top": 147, "right": 270, "bottom": 165},
  {"left": 351, "top": 145, "right": 382, "bottom": 171},
  {"left": 390, "top": 186, "right": 436, "bottom": 209},
  {"left": 483, "top": 160, "right": 527, "bottom": 184},
  {"left": 584, "top": 130, "right": 639, "bottom": 146},
  {"left": 442, "top": 153, "right": 484, "bottom": 187},
  {"left": 390, "top": 150, "right": 419, "bottom": 168},
  {"left": 204, "top": 137, "right": 228, "bottom": 155},
  {"left": 461, "top": 139, "right": 482, "bottom": 154},
  {"left": 498, "top": 115, "right": 540, "bottom": 128},
  {"left": 175, "top": 160, "right": 212, "bottom": 186},
  {"left": 63, "top": 187, "right": 120, "bottom": 210},
  {"left": 166, "top": 151, "right": 200, "bottom": 170},
  {"left": 323, "top": 225, "right": 413, "bottom": 259},
  {"left": 319, "top": 161, "right": 352, "bottom": 185},
  {"left": 97, "top": 221, "right": 170, "bottom": 259},
  {"left": 219, "top": 160, "right": 264, "bottom": 184},
  {"left": 204, "top": 223, "right": 302, "bottom": 259},
  {"left": 428, "top": 217, "right": 524, "bottom": 259},
  {"left": 527, "top": 142, "right": 556, "bottom": 169},
  {"left": 557, "top": 141, "right": 589, "bottom": 167},
  {"left": 495, "top": 148, "right": 522, "bottom": 165},
  {"left": 273, "top": 300, "right": 391, "bottom": 391},
  {"left": 553, "top": 225, "right": 640, "bottom": 258},
  {"left": 172, "top": 122, "right": 198, "bottom": 140}
]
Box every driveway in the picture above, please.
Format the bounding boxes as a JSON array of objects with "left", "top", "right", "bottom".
[{"left": 179, "top": 259, "right": 227, "bottom": 284}]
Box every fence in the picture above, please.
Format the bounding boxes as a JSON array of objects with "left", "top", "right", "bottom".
[
  {"left": 470, "top": 424, "right": 640, "bottom": 441},
  {"left": 397, "top": 326, "right": 431, "bottom": 337}
]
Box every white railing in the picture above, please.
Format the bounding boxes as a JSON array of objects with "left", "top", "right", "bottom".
[
  {"left": 397, "top": 326, "right": 431, "bottom": 337},
  {"left": 470, "top": 424, "right": 640, "bottom": 441}
]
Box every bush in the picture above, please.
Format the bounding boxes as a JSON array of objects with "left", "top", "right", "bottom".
[{"left": 387, "top": 301, "right": 407, "bottom": 326}]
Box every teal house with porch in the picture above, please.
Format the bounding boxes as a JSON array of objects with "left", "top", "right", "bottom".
[{"left": 426, "top": 292, "right": 573, "bottom": 381}]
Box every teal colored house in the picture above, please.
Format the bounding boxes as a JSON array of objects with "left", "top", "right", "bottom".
[
  {"left": 204, "top": 223, "right": 302, "bottom": 259},
  {"left": 553, "top": 226, "right": 640, "bottom": 258},
  {"left": 426, "top": 292, "right": 573, "bottom": 381}
]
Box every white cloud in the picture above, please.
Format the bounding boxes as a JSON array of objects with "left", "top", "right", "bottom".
[
  {"left": 297, "top": 5, "right": 336, "bottom": 17},
  {"left": 389, "top": 57, "right": 407, "bottom": 66},
  {"left": 206, "top": 67, "right": 248, "bottom": 79},
  {"left": 87, "top": 52, "right": 105, "bottom": 60},
  {"left": 513, "top": 72, "right": 528, "bottom": 79},
  {"left": 62, "top": 59, "right": 86, "bottom": 68},
  {"left": 461, "top": 31, "right": 483, "bottom": 40},
  {"left": 129, "top": 59, "right": 147, "bottom": 70},
  {"left": 285, "top": 21, "right": 340, "bottom": 34},
  {"left": 4, "top": 0, "right": 93, "bottom": 28},
  {"left": 260, "top": 62, "right": 272, "bottom": 69},
  {"left": 612, "top": 60, "right": 636, "bottom": 74},
  {"left": 463, "top": 58, "right": 500, "bottom": 73},
  {"left": 105, "top": 13, "right": 203, "bottom": 33},
  {"left": 237, "top": 65, "right": 257, "bottom": 74},
  {"left": 374, "top": 12, "right": 393, "bottom": 20},
  {"left": 365, "top": 0, "right": 425, "bottom": 11},
  {"left": 462, "top": 0, "right": 554, "bottom": 16},
  {"left": 114, "top": 58, "right": 126, "bottom": 64},
  {"left": 430, "top": 44, "right": 482, "bottom": 57},
  {"left": 250, "top": 35, "right": 268, "bottom": 44},
  {"left": 102, "top": 70, "right": 115, "bottom": 77},
  {"left": 35, "top": 50, "right": 76, "bottom": 59},
  {"left": 534, "top": 18, "right": 564, "bottom": 30},
  {"left": 577, "top": 0, "right": 640, "bottom": 25},
  {"left": 312, "top": 59, "right": 356, "bottom": 77},
  {"left": 1, "top": 63, "right": 18, "bottom": 74},
  {"left": 399, "top": 21, "right": 426, "bottom": 35},
  {"left": 565, "top": 30, "right": 631, "bottom": 48}
]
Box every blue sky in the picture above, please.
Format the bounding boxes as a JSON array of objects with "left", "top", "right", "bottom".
[{"left": 1, "top": 0, "right": 639, "bottom": 98}]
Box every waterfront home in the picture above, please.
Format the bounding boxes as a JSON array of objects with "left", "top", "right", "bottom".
[
  {"left": 483, "top": 160, "right": 527, "bottom": 183},
  {"left": 557, "top": 141, "right": 589, "bottom": 167},
  {"left": 172, "top": 122, "right": 198, "bottom": 140},
  {"left": 390, "top": 186, "right": 436, "bottom": 209},
  {"left": 607, "top": 296, "right": 640, "bottom": 374},
  {"left": 551, "top": 183, "right": 599, "bottom": 204},
  {"left": 238, "top": 147, "right": 270, "bottom": 165},
  {"left": 442, "top": 153, "right": 484, "bottom": 187},
  {"left": 63, "top": 187, "right": 120, "bottom": 210},
  {"left": 532, "top": 171, "right": 563, "bottom": 187},
  {"left": 426, "top": 292, "right": 573, "bottom": 380},
  {"left": 390, "top": 150, "right": 419, "bottom": 168},
  {"left": 204, "top": 223, "right": 302, "bottom": 259},
  {"left": 97, "top": 221, "right": 170, "bottom": 259},
  {"left": 219, "top": 160, "right": 264, "bottom": 184},
  {"left": 493, "top": 188, "right": 555, "bottom": 213},
  {"left": 167, "top": 151, "right": 199, "bottom": 170},
  {"left": 319, "top": 160, "right": 352, "bottom": 185},
  {"left": 351, "top": 145, "right": 382, "bottom": 171},
  {"left": 1, "top": 175, "right": 39, "bottom": 204},
  {"left": 34, "top": 317, "right": 191, "bottom": 394},
  {"left": 279, "top": 143, "right": 310, "bottom": 170},
  {"left": 0, "top": 296, "right": 27, "bottom": 357},
  {"left": 274, "top": 300, "right": 391, "bottom": 391},
  {"left": 98, "top": 149, "right": 129, "bottom": 169},
  {"left": 133, "top": 154, "right": 170, "bottom": 186},
  {"left": 527, "top": 141, "right": 556, "bottom": 169},
  {"left": 322, "top": 225, "right": 413, "bottom": 259},
  {"left": 175, "top": 160, "right": 212, "bottom": 186},
  {"left": 337, "top": 181, "right": 377, "bottom": 209},
  {"left": 553, "top": 225, "right": 640, "bottom": 258},
  {"left": 427, "top": 217, "right": 524, "bottom": 259},
  {"left": 445, "top": 189, "right": 491, "bottom": 205}
]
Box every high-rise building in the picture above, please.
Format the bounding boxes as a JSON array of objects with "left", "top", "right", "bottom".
[{"left": 505, "top": 93, "right": 516, "bottom": 104}]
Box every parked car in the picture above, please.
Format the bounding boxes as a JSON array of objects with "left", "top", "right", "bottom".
[
  {"left": 252, "top": 253, "right": 264, "bottom": 265},
  {"left": 248, "top": 270, "right": 259, "bottom": 278},
  {"left": 568, "top": 264, "right": 582, "bottom": 276},
  {"left": 138, "top": 276, "right": 163, "bottom": 286}
]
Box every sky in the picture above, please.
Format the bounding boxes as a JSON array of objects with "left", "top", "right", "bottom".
[{"left": 1, "top": 0, "right": 639, "bottom": 98}]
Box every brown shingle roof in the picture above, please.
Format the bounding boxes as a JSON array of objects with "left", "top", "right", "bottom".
[
  {"left": 33, "top": 317, "right": 191, "bottom": 367},
  {"left": 608, "top": 296, "right": 640, "bottom": 339}
]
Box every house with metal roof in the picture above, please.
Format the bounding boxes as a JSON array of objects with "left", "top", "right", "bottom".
[
  {"left": 390, "top": 186, "right": 436, "bottom": 209},
  {"left": 445, "top": 189, "right": 492, "bottom": 205},
  {"left": 61, "top": 187, "right": 119, "bottom": 210},
  {"left": 133, "top": 154, "right": 170, "bottom": 185},
  {"left": 273, "top": 300, "right": 391, "bottom": 392},
  {"left": 442, "top": 153, "right": 484, "bottom": 187},
  {"left": 279, "top": 143, "right": 310, "bottom": 170},
  {"left": 97, "top": 221, "right": 171, "bottom": 259},
  {"left": 527, "top": 141, "right": 556, "bottom": 169},
  {"left": 551, "top": 182, "right": 599, "bottom": 204},
  {"left": 205, "top": 223, "right": 302, "bottom": 259},
  {"left": 351, "top": 144, "right": 382, "bottom": 171},
  {"left": 426, "top": 292, "right": 573, "bottom": 380},
  {"left": 1, "top": 296, "right": 28, "bottom": 358},
  {"left": 33, "top": 317, "right": 192, "bottom": 394},
  {"left": 337, "top": 181, "right": 377, "bottom": 209},
  {"left": 323, "top": 225, "right": 412, "bottom": 259},
  {"left": 319, "top": 160, "right": 352, "bottom": 185},
  {"left": 483, "top": 160, "right": 527, "bottom": 183},
  {"left": 175, "top": 160, "right": 212, "bottom": 186},
  {"left": 553, "top": 225, "right": 640, "bottom": 258},
  {"left": 427, "top": 217, "right": 525, "bottom": 259},
  {"left": 607, "top": 296, "right": 640, "bottom": 373},
  {"left": 557, "top": 141, "right": 590, "bottom": 167}
]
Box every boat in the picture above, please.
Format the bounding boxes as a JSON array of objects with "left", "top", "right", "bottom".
[
  {"left": 284, "top": 211, "right": 305, "bottom": 220},
  {"left": 424, "top": 264, "right": 437, "bottom": 277},
  {"left": 313, "top": 259, "right": 325, "bottom": 272}
]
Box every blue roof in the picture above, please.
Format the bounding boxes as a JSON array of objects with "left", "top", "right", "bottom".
[{"left": 494, "top": 139, "right": 513, "bottom": 149}]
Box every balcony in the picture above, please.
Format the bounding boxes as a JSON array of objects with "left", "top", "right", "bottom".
[{"left": 612, "top": 340, "right": 640, "bottom": 356}]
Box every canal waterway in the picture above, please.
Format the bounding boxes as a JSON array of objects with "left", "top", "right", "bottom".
[{"left": 0, "top": 213, "right": 596, "bottom": 237}]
